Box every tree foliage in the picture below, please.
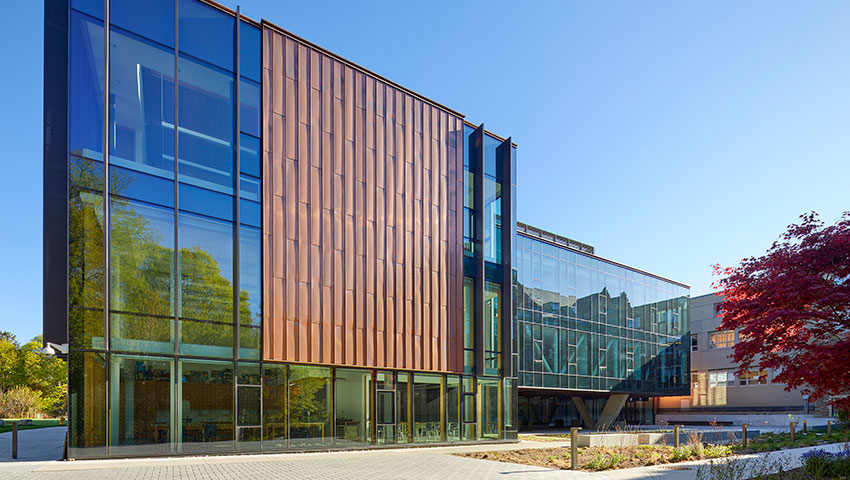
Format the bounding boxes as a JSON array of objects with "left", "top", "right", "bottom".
[
  {"left": 714, "top": 212, "right": 850, "bottom": 410},
  {"left": 0, "top": 334, "right": 68, "bottom": 416}
]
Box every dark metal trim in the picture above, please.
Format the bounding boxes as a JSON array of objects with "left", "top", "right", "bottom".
[
  {"left": 43, "top": 0, "right": 70, "bottom": 347},
  {"left": 499, "top": 137, "right": 513, "bottom": 378},
  {"left": 462, "top": 120, "right": 517, "bottom": 148},
  {"left": 173, "top": 0, "right": 181, "bottom": 451},
  {"left": 102, "top": 0, "right": 112, "bottom": 456},
  {"left": 233, "top": 5, "right": 242, "bottom": 452},
  {"left": 102, "top": 0, "right": 110, "bottom": 348},
  {"left": 234, "top": 5, "right": 241, "bottom": 359},
  {"left": 471, "top": 124, "right": 485, "bottom": 377}
]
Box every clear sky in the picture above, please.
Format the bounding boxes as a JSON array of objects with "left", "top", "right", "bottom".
[{"left": 2, "top": 1, "right": 849, "bottom": 342}]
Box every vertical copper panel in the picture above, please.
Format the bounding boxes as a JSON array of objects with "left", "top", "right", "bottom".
[{"left": 263, "top": 26, "right": 463, "bottom": 371}]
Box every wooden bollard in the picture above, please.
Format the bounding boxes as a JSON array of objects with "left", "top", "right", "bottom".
[
  {"left": 674, "top": 425, "right": 680, "bottom": 448},
  {"left": 742, "top": 424, "right": 748, "bottom": 449},
  {"left": 803, "top": 420, "right": 807, "bottom": 433},
  {"left": 790, "top": 422, "right": 796, "bottom": 442},
  {"left": 571, "top": 427, "right": 578, "bottom": 469},
  {"left": 828, "top": 420, "right": 832, "bottom": 437},
  {"left": 12, "top": 422, "right": 17, "bottom": 459}
]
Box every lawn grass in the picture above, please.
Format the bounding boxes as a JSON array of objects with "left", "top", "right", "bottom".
[{"left": 0, "top": 419, "right": 63, "bottom": 435}]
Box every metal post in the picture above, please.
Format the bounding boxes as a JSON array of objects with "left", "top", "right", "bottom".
[
  {"left": 802, "top": 420, "right": 807, "bottom": 434},
  {"left": 570, "top": 427, "right": 578, "bottom": 469},
  {"left": 790, "top": 421, "right": 795, "bottom": 442},
  {"left": 828, "top": 420, "right": 832, "bottom": 437},
  {"left": 742, "top": 424, "right": 748, "bottom": 449},
  {"left": 674, "top": 425, "right": 680, "bottom": 448},
  {"left": 12, "top": 422, "right": 18, "bottom": 459}
]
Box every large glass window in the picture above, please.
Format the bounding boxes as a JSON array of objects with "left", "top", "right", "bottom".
[
  {"left": 239, "top": 79, "right": 260, "bottom": 138},
  {"left": 463, "top": 277, "right": 474, "bottom": 374},
  {"left": 239, "top": 225, "right": 261, "bottom": 359},
  {"left": 109, "top": 198, "right": 174, "bottom": 318},
  {"left": 483, "top": 175, "right": 501, "bottom": 263},
  {"left": 111, "top": 0, "right": 174, "bottom": 47},
  {"left": 288, "top": 365, "right": 331, "bottom": 448},
  {"left": 445, "top": 375, "right": 460, "bottom": 441},
  {"left": 239, "top": 21, "right": 261, "bottom": 82},
  {"left": 236, "top": 363, "right": 261, "bottom": 451},
  {"left": 484, "top": 282, "right": 501, "bottom": 375},
  {"left": 709, "top": 330, "right": 735, "bottom": 349},
  {"left": 335, "top": 369, "right": 371, "bottom": 446},
  {"left": 462, "top": 376, "right": 476, "bottom": 440},
  {"left": 177, "top": 54, "right": 234, "bottom": 192},
  {"left": 109, "top": 26, "right": 175, "bottom": 179},
  {"left": 68, "top": 351, "right": 107, "bottom": 458},
  {"left": 179, "top": 0, "right": 234, "bottom": 71},
  {"left": 110, "top": 356, "right": 173, "bottom": 455},
  {"left": 69, "top": 186, "right": 104, "bottom": 348},
  {"left": 413, "top": 374, "right": 442, "bottom": 443},
  {"left": 69, "top": 10, "right": 104, "bottom": 160},
  {"left": 375, "top": 371, "right": 396, "bottom": 445},
  {"left": 178, "top": 212, "right": 234, "bottom": 357},
  {"left": 478, "top": 378, "right": 500, "bottom": 440},
  {"left": 179, "top": 360, "right": 234, "bottom": 453},
  {"left": 262, "top": 364, "right": 287, "bottom": 449}
]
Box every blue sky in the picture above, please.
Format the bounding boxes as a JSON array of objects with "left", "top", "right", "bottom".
[{"left": 2, "top": 1, "right": 849, "bottom": 342}]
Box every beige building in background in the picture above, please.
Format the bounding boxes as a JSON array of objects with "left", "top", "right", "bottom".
[{"left": 659, "top": 293, "right": 809, "bottom": 416}]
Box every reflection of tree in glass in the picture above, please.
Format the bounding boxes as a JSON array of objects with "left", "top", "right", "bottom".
[
  {"left": 68, "top": 154, "right": 106, "bottom": 311},
  {"left": 288, "top": 374, "right": 329, "bottom": 428},
  {"left": 68, "top": 153, "right": 255, "bottom": 348}
]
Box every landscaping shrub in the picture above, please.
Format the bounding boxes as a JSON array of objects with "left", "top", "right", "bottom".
[
  {"left": 0, "top": 386, "right": 44, "bottom": 418},
  {"left": 704, "top": 445, "right": 733, "bottom": 458},
  {"left": 802, "top": 449, "right": 850, "bottom": 478},
  {"left": 672, "top": 446, "right": 694, "bottom": 461},
  {"left": 586, "top": 453, "right": 625, "bottom": 471}
]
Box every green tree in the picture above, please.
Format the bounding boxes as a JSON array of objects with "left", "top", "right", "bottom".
[{"left": 0, "top": 334, "right": 67, "bottom": 416}]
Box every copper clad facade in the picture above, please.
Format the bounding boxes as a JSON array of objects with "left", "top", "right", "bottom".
[{"left": 262, "top": 25, "right": 465, "bottom": 372}]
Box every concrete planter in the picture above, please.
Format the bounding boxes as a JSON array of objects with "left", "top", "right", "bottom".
[
  {"left": 638, "top": 432, "right": 668, "bottom": 445},
  {"left": 576, "top": 433, "right": 640, "bottom": 447}
]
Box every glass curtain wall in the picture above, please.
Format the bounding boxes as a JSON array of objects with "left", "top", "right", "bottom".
[
  {"left": 462, "top": 125, "right": 511, "bottom": 438},
  {"left": 515, "top": 233, "right": 690, "bottom": 396},
  {"left": 65, "top": 0, "right": 513, "bottom": 457},
  {"left": 66, "top": 0, "right": 262, "bottom": 457}
]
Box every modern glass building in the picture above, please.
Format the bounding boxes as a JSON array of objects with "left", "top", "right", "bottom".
[
  {"left": 514, "top": 223, "right": 690, "bottom": 429},
  {"left": 43, "top": 0, "right": 686, "bottom": 459},
  {"left": 44, "top": 0, "right": 516, "bottom": 458}
]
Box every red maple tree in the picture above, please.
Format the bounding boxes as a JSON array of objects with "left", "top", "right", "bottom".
[{"left": 713, "top": 212, "right": 850, "bottom": 412}]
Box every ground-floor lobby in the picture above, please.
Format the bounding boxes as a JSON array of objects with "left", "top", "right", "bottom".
[{"left": 518, "top": 390, "right": 656, "bottom": 430}]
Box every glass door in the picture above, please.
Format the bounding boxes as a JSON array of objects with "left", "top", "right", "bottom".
[{"left": 375, "top": 371, "right": 396, "bottom": 444}]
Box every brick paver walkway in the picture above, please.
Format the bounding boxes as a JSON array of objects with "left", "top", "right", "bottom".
[{"left": 1, "top": 437, "right": 846, "bottom": 480}]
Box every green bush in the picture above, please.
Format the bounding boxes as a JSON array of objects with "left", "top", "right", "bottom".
[
  {"left": 704, "top": 445, "right": 732, "bottom": 458},
  {"left": 672, "top": 446, "right": 694, "bottom": 461},
  {"left": 585, "top": 453, "right": 625, "bottom": 471},
  {"left": 0, "top": 386, "right": 44, "bottom": 418}
]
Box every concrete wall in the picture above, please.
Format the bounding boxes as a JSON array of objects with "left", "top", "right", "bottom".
[{"left": 659, "top": 293, "right": 807, "bottom": 412}]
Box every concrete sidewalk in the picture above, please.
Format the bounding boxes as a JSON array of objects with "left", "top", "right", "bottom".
[
  {"left": 1, "top": 437, "right": 847, "bottom": 480},
  {"left": 0, "top": 426, "right": 66, "bottom": 463}
]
